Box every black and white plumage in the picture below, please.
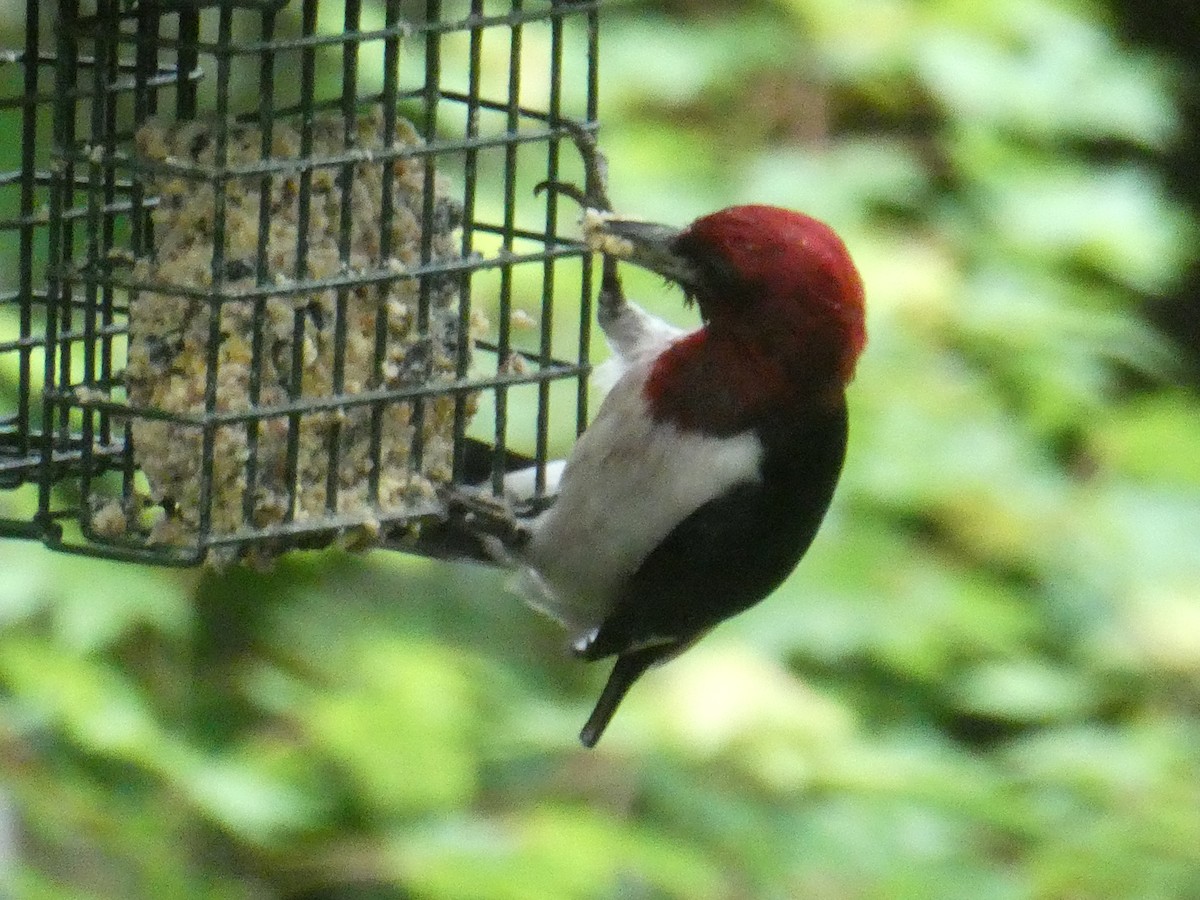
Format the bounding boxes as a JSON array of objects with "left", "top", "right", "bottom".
[{"left": 515, "top": 204, "right": 867, "bottom": 746}]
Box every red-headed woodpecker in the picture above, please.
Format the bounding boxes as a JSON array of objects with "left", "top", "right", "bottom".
[{"left": 516, "top": 202, "right": 867, "bottom": 747}]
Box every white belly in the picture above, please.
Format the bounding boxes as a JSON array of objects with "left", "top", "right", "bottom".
[{"left": 521, "top": 360, "right": 762, "bottom": 639}]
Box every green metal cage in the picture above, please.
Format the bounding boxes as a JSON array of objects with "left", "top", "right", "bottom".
[{"left": 0, "top": 0, "right": 600, "bottom": 565}]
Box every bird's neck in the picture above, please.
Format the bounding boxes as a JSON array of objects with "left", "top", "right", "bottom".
[{"left": 643, "top": 324, "right": 843, "bottom": 436}]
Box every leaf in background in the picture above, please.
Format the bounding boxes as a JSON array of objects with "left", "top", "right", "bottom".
[
  {"left": 1091, "top": 393, "right": 1200, "bottom": 487},
  {"left": 950, "top": 133, "right": 1196, "bottom": 292},
  {"left": 171, "top": 752, "right": 325, "bottom": 845},
  {"left": 915, "top": 1, "right": 1178, "bottom": 147},
  {"left": 601, "top": 14, "right": 799, "bottom": 110},
  {"left": 0, "top": 637, "right": 178, "bottom": 768},
  {"left": 298, "top": 639, "right": 481, "bottom": 817},
  {"left": 742, "top": 138, "right": 931, "bottom": 227},
  {"left": 950, "top": 660, "right": 1100, "bottom": 724},
  {"left": 390, "top": 807, "right": 728, "bottom": 900}
]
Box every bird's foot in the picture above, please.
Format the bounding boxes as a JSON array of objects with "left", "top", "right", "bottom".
[
  {"left": 535, "top": 118, "right": 613, "bottom": 213},
  {"left": 439, "top": 485, "right": 531, "bottom": 552},
  {"left": 534, "top": 119, "right": 628, "bottom": 323}
]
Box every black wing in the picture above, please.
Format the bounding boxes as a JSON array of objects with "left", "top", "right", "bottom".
[{"left": 576, "top": 400, "right": 849, "bottom": 746}]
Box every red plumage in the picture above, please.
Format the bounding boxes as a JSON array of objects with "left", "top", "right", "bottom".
[{"left": 646, "top": 206, "right": 865, "bottom": 433}]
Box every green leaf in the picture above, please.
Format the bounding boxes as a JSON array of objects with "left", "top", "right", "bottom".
[
  {"left": 172, "top": 753, "right": 324, "bottom": 844},
  {"left": 298, "top": 639, "right": 481, "bottom": 817},
  {"left": 951, "top": 134, "right": 1196, "bottom": 291},
  {"left": 951, "top": 661, "right": 1099, "bottom": 724},
  {"left": 1092, "top": 394, "right": 1200, "bottom": 487},
  {"left": 915, "top": 4, "right": 1178, "bottom": 147}
]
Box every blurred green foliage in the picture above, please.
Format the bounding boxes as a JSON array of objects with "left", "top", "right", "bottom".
[{"left": 2, "top": 0, "right": 1200, "bottom": 897}]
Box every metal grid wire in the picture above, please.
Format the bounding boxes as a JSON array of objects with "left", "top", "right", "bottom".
[{"left": 0, "top": 0, "right": 600, "bottom": 565}]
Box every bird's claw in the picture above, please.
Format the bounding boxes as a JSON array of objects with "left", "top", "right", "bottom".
[
  {"left": 534, "top": 119, "right": 613, "bottom": 214},
  {"left": 439, "top": 485, "right": 531, "bottom": 551},
  {"left": 533, "top": 179, "right": 591, "bottom": 209},
  {"left": 596, "top": 257, "right": 625, "bottom": 325},
  {"left": 534, "top": 119, "right": 627, "bottom": 320}
]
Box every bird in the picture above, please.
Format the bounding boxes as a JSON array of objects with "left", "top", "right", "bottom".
[{"left": 444, "top": 134, "right": 866, "bottom": 747}]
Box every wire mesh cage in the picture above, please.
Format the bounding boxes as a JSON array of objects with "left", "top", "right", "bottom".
[{"left": 0, "top": 0, "right": 600, "bottom": 565}]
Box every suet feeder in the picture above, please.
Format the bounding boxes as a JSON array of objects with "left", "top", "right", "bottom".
[{"left": 0, "top": 0, "right": 600, "bottom": 565}]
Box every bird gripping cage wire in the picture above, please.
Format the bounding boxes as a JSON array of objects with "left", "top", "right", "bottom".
[{"left": 0, "top": 0, "right": 601, "bottom": 566}]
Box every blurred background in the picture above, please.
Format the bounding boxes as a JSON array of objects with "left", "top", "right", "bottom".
[{"left": 1, "top": 0, "right": 1199, "bottom": 897}]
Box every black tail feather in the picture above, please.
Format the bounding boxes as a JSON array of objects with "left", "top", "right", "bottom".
[{"left": 579, "top": 647, "right": 661, "bottom": 748}]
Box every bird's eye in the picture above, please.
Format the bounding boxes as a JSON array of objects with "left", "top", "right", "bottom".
[
  {"left": 694, "top": 253, "right": 747, "bottom": 299},
  {"left": 673, "top": 235, "right": 744, "bottom": 293}
]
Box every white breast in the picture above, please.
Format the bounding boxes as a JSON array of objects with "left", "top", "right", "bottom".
[{"left": 520, "top": 357, "right": 763, "bottom": 639}]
